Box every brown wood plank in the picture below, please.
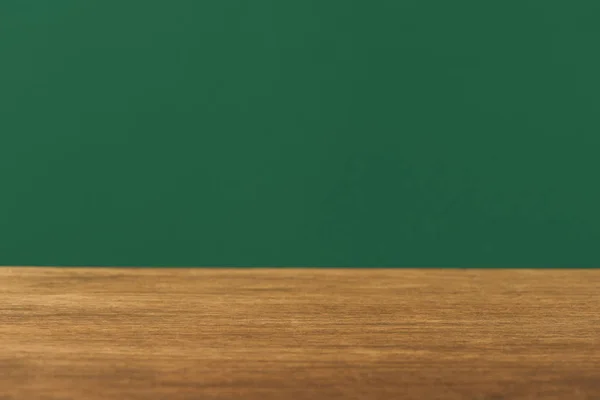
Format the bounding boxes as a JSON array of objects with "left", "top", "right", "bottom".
[{"left": 1, "top": 268, "right": 599, "bottom": 399}]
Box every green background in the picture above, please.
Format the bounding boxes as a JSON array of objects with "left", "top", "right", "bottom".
[{"left": 1, "top": 1, "right": 599, "bottom": 267}]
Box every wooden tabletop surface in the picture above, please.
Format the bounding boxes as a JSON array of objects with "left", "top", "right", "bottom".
[{"left": 1, "top": 268, "right": 599, "bottom": 400}]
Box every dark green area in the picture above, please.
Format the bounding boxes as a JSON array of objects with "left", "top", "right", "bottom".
[{"left": 1, "top": 1, "right": 599, "bottom": 267}]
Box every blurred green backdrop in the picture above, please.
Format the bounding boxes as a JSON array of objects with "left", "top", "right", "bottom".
[{"left": 1, "top": 1, "right": 599, "bottom": 267}]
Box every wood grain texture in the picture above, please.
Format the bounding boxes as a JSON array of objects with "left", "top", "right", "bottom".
[{"left": 1, "top": 268, "right": 599, "bottom": 400}]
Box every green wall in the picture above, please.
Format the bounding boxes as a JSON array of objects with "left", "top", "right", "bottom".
[{"left": 1, "top": 1, "right": 599, "bottom": 267}]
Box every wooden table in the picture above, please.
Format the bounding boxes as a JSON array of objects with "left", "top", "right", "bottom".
[{"left": 1, "top": 268, "right": 598, "bottom": 399}]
